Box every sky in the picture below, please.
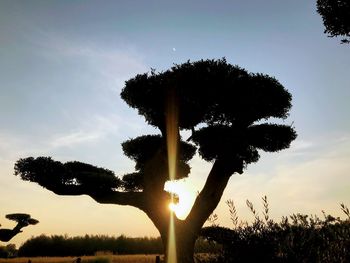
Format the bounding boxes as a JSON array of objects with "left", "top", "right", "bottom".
[{"left": 0, "top": 0, "right": 349, "bottom": 247}]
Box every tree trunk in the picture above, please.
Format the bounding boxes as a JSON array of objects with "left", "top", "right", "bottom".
[
  {"left": 147, "top": 158, "right": 242, "bottom": 263},
  {"left": 175, "top": 231, "right": 196, "bottom": 263},
  {"left": 161, "top": 219, "right": 197, "bottom": 263},
  {"left": 144, "top": 158, "right": 242, "bottom": 263}
]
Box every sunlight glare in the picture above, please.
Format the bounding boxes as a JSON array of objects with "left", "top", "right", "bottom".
[
  {"left": 167, "top": 207, "right": 177, "bottom": 263},
  {"left": 168, "top": 202, "right": 177, "bottom": 212},
  {"left": 166, "top": 89, "right": 179, "bottom": 263},
  {"left": 166, "top": 90, "right": 178, "bottom": 182},
  {"left": 164, "top": 180, "right": 196, "bottom": 219}
]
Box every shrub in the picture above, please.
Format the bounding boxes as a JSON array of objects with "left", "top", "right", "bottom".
[
  {"left": 201, "top": 197, "right": 350, "bottom": 262},
  {"left": 0, "top": 244, "right": 17, "bottom": 258}
]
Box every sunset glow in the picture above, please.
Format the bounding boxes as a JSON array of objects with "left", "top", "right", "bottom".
[{"left": 165, "top": 180, "right": 196, "bottom": 219}]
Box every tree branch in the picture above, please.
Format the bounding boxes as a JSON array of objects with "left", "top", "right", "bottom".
[
  {"left": 49, "top": 185, "right": 146, "bottom": 210},
  {"left": 185, "top": 158, "right": 243, "bottom": 232},
  {"left": 90, "top": 191, "right": 146, "bottom": 209}
]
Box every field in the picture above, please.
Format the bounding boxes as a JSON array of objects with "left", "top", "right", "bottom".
[
  {"left": 0, "top": 255, "right": 162, "bottom": 263},
  {"left": 0, "top": 254, "right": 214, "bottom": 263}
]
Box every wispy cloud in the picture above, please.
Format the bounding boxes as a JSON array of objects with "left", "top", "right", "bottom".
[
  {"left": 49, "top": 113, "right": 124, "bottom": 148},
  {"left": 289, "top": 139, "right": 313, "bottom": 152},
  {"left": 34, "top": 31, "right": 148, "bottom": 91},
  {"left": 0, "top": 29, "right": 154, "bottom": 154},
  {"left": 0, "top": 132, "right": 47, "bottom": 162},
  {"left": 50, "top": 130, "right": 101, "bottom": 148}
]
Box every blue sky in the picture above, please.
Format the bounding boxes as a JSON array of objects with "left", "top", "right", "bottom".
[{"left": 0, "top": 0, "right": 349, "bottom": 246}]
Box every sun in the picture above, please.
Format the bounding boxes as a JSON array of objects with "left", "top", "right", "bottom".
[
  {"left": 164, "top": 180, "right": 196, "bottom": 219},
  {"left": 168, "top": 202, "right": 177, "bottom": 212}
]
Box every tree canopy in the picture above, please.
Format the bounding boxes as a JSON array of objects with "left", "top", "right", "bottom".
[
  {"left": 317, "top": 0, "right": 350, "bottom": 43},
  {"left": 5, "top": 214, "right": 39, "bottom": 226},
  {"left": 0, "top": 214, "right": 38, "bottom": 242},
  {"left": 121, "top": 59, "right": 295, "bottom": 173}
]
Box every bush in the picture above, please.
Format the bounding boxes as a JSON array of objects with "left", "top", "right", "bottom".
[
  {"left": 201, "top": 197, "right": 350, "bottom": 262},
  {"left": 0, "top": 244, "right": 17, "bottom": 258}
]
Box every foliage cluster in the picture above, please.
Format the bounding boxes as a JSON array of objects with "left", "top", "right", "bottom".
[
  {"left": 201, "top": 197, "right": 350, "bottom": 263},
  {"left": 14, "top": 157, "right": 121, "bottom": 192},
  {"left": 317, "top": 0, "right": 350, "bottom": 43},
  {"left": 121, "top": 58, "right": 295, "bottom": 177}
]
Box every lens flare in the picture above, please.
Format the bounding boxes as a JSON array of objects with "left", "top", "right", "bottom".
[
  {"left": 167, "top": 195, "right": 177, "bottom": 263},
  {"left": 168, "top": 202, "right": 177, "bottom": 212},
  {"left": 166, "top": 89, "right": 178, "bottom": 263},
  {"left": 166, "top": 90, "right": 178, "bottom": 182}
]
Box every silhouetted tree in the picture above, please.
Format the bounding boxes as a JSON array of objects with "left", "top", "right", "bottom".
[
  {"left": 14, "top": 59, "right": 296, "bottom": 263},
  {"left": 317, "top": 0, "right": 350, "bottom": 43},
  {"left": 0, "top": 214, "right": 39, "bottom": 242}
]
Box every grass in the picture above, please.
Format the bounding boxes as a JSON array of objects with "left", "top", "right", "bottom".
[
  {"left": 0, "top": 255, "right": 162, "bottom": 263},
  {"left": 0, "top": 254, "right": 215, "bottom": 263}
]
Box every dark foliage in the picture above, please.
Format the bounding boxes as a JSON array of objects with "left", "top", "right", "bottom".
[
  {"left": 14, "top": 59, "right": 296, "bottom": 194},
  {"left": 121, "top": 135, "right": 197, "bottom": 191},
  {"left": 0, "top": 214, "right": 39, "bottom": 242},
  {"left": 18, "top": 235, "right": 162, "bottom": 257},
  {"left": 201, "top": 199, "right": 350, "bottom": 263},
  {"left": 0, "top": 244, "right": 17, "bottom": 258},
  {"left": 317, "top": 0, "right": 350, "bottom": 43},
  {"left": 12, "top": 59, "right": 297, "bottom": 190},
  {"left": 121, "top": 59, "right": 292, "bottom": 130},
  {"left": 121, "top": 172, "right": 144, "bottom": 191},
  {"left": 17, "top": 234, "right": 218, "bottom": 257},
  {"left": 14, "top": 157, "right": 122, "bottom": 192},
  {"left": 192, "top": 124, "right": 296, "bottom": 166},
  {"left": 5, "top": 214, "right": 38, "bottom": 226},
  {"left": 122, "top": 135, "right": 196, "bottom": 168},
  {"left": 122, "top": 58, "right": 296, "bottom": 174}
]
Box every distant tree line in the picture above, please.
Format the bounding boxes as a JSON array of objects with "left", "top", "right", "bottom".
[
  {"left": 18, "top": 235, "right": 162, "bottom": 257},
  {"left": 16, "top": 234, "right": 219, "bottom": 257}
]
